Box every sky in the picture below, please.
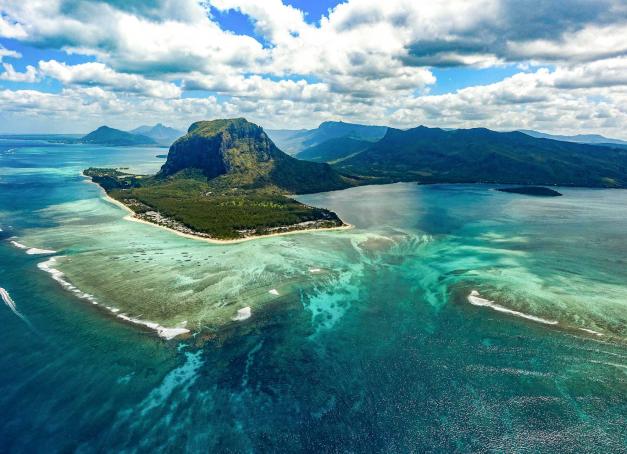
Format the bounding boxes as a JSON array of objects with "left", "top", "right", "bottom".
[{"left": 1, "top": 1, "right": 627, "bottom": 137}]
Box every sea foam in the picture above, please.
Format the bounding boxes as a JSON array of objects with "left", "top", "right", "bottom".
[
  {"left": 232, "top": 306, "right": 251, "bottom": 321},
  {"left": 233, "top": 306, "right": 252, "bottom": 322},
  {"left": 579, "top": 327, "right": 604, "bottom": 336},
  {"left": 467, "top": 290, "right": 558, "bottom": 325},
  {"left": 37, "top": 257, "right": 189, "bottom": 340},
  {"left": 10, "top": 240, "right": 56, "bottom": 255}
]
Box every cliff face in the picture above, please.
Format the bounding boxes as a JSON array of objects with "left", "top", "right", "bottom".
[
  {"left": 159, "top": 119, "right": 273, "bottom": 178},
  {"left": 158, "top": 118, "right": 352, "bottom": 194}
]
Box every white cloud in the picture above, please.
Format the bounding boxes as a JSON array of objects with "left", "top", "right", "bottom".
[
  {"left": 1, "top": 0, "right": 266, "bottom": 75},
  {"left": 509, "top": 24, "right": 627, "bottom": 63},
  {"left": 0, "top": 86, "right": 227, "bottom": 133},
  {"left": 184, "top": 73, "right": 332, "bottom": 102},
  {"left": 0, "top": 13, "right": 26, "bottom": 38},
  {"left": 38, "top": 60, "right": 181, "bottom": 98},
  {"left": 0, "top": 63, "right": 38, "bottom": 82},
  {"left": 0, "top": 44, "right": 20, "bottom": 61},
  {"left": 1, "top": 0, "right": 627, "bottom": 136},
  {"left": 210, "top": 0, "right": 310, "bottom": 44}
]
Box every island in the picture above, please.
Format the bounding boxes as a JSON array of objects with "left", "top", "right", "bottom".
[
  {"left": 496, "top": 186, "right": 563, "bottom": 196},
  {"left": 85, "top": 118, "right": 355, "bottom": 241}
]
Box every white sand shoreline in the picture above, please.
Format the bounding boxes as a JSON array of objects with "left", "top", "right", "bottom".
[{"left": 85, "top": 173, "right": 353, "bottom": 244}]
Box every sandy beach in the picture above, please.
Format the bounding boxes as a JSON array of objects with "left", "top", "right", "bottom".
[{"left": 85, "top": 173, "right": 353, "bottom": 244}]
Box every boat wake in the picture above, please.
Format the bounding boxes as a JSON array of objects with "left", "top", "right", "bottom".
[
  {"left": 467, "top": 290, "right": 558, "bottom": 325},
  {"left": 0, "top": 287, "right": 33, "bottom": 328}
]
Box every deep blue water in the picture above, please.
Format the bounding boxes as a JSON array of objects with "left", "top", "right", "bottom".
[{"left": 0, "top": 139, "right": 626, "bottom": 452}]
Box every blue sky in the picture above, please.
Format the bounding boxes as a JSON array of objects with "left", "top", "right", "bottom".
[{"left": 1, "top": 1, "right": 627, "bottom": 137}]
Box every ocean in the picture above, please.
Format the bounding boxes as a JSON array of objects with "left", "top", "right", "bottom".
[{"left": 0, "top": 139, "right": 625, "bottom": 452}]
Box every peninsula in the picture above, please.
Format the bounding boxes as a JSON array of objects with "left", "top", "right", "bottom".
[{"left": 85, "top": 118, "right": 355, "bottom": 240}]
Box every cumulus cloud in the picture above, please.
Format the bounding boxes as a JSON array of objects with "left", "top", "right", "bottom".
[
  {"left": 0, "top": 44, "right": 20, "bottom": 61},
  {"left": 184, "top": 73, "right": 332, "bottom": 102},
  {"left": 38, "top": 60, "right": 181, "bottom": 98},
  {"left": 0, "top": 63, "right": 38, "bottom": 82},
  {"left": 1, "top": 0, "right": 627, "bottom": 136},
  {"left": 210, "top": 0, "right": 310, "bottom": 45},
  {"left": 0, "top": 13, "right": 26, "bottom": 38},
  {"left": 1, "top": 0, "right": 265, "bottom": 75},
  {"left": 0, "top": 86, "right": 228, "bottom": 132}
]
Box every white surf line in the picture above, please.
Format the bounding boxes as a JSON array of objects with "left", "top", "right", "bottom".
[
  {"left": 467, "top": 290, "right": 558, "bottom": 326},
  {"left": 10, "top": 240, "right": 56, "bottom": 255},
  {"left": 578, "top": 327, "right": 604, "bottom": 337},
  {"left": 26, "top": 247, "right": 57, "bottom": 255},
  {"left": 232, "top": 306, "right": 252, "bottom": 321},
  {"left": 9, "top": 240, "right": 27, "bottom": 249},
  {"left": 37, "top": 257, "right": 189, "bottom": 340},
  {"left": 0, "top": 287, "right": 29, "bottom": 324}
]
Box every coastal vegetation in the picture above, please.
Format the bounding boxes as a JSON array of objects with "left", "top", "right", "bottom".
[
  {"left": 497, "top": 186, "right": 563, "bottom": 196},
  {"left": 85, "top": 118, "right": 352, "bottom": 239},
  {"left": 335, "top": 126, "right": 627, "bottom": 188}
]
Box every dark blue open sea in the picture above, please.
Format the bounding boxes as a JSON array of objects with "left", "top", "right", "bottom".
[{"left": 0, "top": 138, "right": 625, "bottom": 452}]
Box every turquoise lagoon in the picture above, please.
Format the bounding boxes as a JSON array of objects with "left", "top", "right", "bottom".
[{"left": 0, "top": 139, "right": 626, "bottom": 451}]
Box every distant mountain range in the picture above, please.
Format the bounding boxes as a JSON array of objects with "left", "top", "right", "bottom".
[
  {"left": 70, "top": 124, "right": 182, "bottom": 146},
  {"left": 334, "top": 126, "right": 627, "bottom": 188},
  {"left": 266, "top": 121, "right": 387, "bottom": 155},
  {"left": 130, "top": 123, "right": 183, "bottom": 145},
  {"left": 519, "top": 129, "right": 627, "bottom": 146}
]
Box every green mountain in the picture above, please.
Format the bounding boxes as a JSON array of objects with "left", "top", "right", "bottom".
[
  {"left": 130, "top": 123, "right": 183, "bottom": 145},
  {"left": 295, "top": 137, "right": 372, "bottom": 163},
  {"left": 337, "top": 126, "right": 627, "bottom": 188},
  {"left": 86, "top": 118, "right": 352, "bottom": 240},
  {"left": 159, "top": 118, "right": 351, "bottom": 194},
  {"left": 81, "top": 126, "right": 156, "bottom": 146},
  {"left": 594, "top": 143, "right": 627, "bottom": 150},
  {"left": 267, "top": 121, "right": 387, "bottom": 155}
]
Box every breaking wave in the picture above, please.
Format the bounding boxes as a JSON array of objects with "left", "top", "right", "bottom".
[{"left": 467, "top": 290, "right": 558, "bottom": 325}]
